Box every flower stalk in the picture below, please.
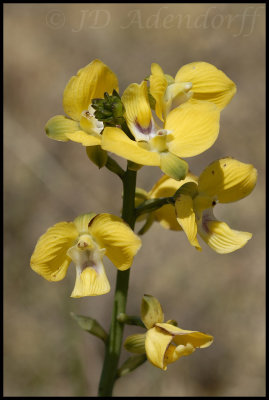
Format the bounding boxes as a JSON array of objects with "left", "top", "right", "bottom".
[
  {"left": 117, "top": 313, "right": 145, "bottom": 328},
  {"left": 98, "top": 165, "right": 137, "bottom": 397}
]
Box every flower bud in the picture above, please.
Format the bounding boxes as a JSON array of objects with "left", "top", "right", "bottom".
[{"left": 124, "top": 333, "right": 146, "bottom": 354}]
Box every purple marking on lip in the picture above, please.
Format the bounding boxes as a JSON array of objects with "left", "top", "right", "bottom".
[
  {"left": 202, "top": 211, "right": 214, "bottom": 234},
  {"left": 135, "top": 119, "right": 153, "bottom": 135}
]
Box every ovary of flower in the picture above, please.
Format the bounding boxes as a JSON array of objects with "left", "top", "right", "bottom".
[
  {"left": 175, "top": 158, "right": 258, "bottom": 254},
  {"left": 149, "top": 61, "right": 237, "bottom": 121},
  {"left": 30, "top": 213, "right": 141, "bottom": 298},
  {"left": 101, "top": 80, "right": 220, "bottom": 181},
  {"left": 45, "top": 59, "right": 119, "bottom": 146}
]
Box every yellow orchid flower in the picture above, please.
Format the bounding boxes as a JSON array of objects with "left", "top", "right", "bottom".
[
  {"left": 124, "top": 295, "right": 213, "bottom": 371},
  {"left": 30, "top": 213, "right": 141, "bottom": 298},
  {"left": 149, "top": 61, "right": 236, "bottom": 121},
  {"left": 45, "top": 59, "right": 119, "bottom": 147},
  {"left": 175, "top": 158, "right": 257, "bottom": 254},
  {"left": 102, "top": 81, "right": 220, "bottom": 181}
]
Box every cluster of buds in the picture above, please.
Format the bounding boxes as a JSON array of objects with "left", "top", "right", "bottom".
[{"left": 91, "top": 90, "right": 126, "bottom": 127}]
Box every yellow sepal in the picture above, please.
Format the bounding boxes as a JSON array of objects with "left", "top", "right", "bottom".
[
  {"left": 175, "top": 62, "right": 236, "bottom": 110},
  {"left": 30, "top": 222, "right": 78, "bottom": 281},
  {"left": 65, "top": 130, "right": 101, "bottom": 147},
  {"left": 175, "top": 195, "right": 201, "bottom": 250},
  {"left": 198, "top": 158, "right": 257, "bottom": 203},
  {"left": 63, "top": 59, "right": 118, "bottom": 121},
  {"left": 45, "top": 115, "right": 82, "bottom": 142},
  {"left": 101, "top": 127, "right": 160, "bottom": 166},
  {"left": 166, "top": 101, "right": 220, "bottom": 158},
  {"left": 88, "top": 213, "right": 141, "bottom": 271},
  {"left": 141, "top": 294, "right": 164, "bottom": 329},
  {"left": 160, "top": 152, "right": 188, "bottom": 181},
  {"left": 73, "top": 213, "right": 96, "bottom": 234},
  {"left": 156, "top": 323, "right": 214, "bottom": 349}
]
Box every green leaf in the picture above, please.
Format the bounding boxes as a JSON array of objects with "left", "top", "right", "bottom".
[
  {"left": 116, "top": 354, "right": 147, "bottom": 379},
  {"left": 70, "top": 312, "right": 108, "bottom": 343}
]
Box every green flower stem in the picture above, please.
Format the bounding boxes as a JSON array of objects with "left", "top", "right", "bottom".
[
  {"left": 117, "top": 313, "right": 145, "bottom": 328},
  {"left": 135, "top": 196, "right": 175, "bottom": 219},
  {"left": 98, "top": 166, "right": 137, "bottom": 397},
  {"left": 105, "top": 155, "right": 125, "bottom": 180}
]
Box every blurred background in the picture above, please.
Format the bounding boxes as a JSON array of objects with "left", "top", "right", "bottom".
[{"left": 4, "top": 3, "right": 265, "bottom": 397}]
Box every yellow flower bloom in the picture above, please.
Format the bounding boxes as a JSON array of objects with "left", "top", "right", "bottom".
[
  {"left": 149, "top": 61, "right": 236, "bottom": 121},
  {"left": 102, "top": 81, "right": 220, "bottom": 180},
  {"left": 30, "top": 213, "right": 141, "bottom": 298},
  {"left": 175, "top": 158, "right": 257, "bottom": 253},
  {"left": 124, "top": 295, "right": 213, "bottom": 370},
  {"left": 45, "top": 59, "right": 118, "bottom": 146}
]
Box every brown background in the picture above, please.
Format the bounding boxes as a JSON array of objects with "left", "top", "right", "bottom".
[{"left": 4, "top": 3, "right": 265, "bottom": 397}]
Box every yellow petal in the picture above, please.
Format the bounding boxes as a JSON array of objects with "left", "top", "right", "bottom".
[
  {"left": 121, "top": 81, "right": 154, "bottom": 141},
  {"left": 175, "top": 195, "right": 201, "bottom": 250},
  {"left": 154, "top": 204, "right": 180, "bottom": 231},
  {"left": 65, "top": 130, "right": 101, "bottom": 146},
  {"left": 164, "top": 82, "right": 193, "bottom": 116},
  {"left": 198, "top": 210, "right": 252, "bottom": 254},
  {"left": 30, "top": 222, "right": 78, "bottom": 281},
  {"left": 63, "top": 59, "right": 119, "bottom": 121},
  {"left": 198, "top": 158, "right": 257, "bottom": 203},
  {"left": 101, "top": 127, "right": 160, "bottom": 166},
  {"left": 124, "top": 333, "right": 146, "bottom": 354},
  {"left": 141, "top": 294, "right": 164, "bottom": 329},
  {"left": 145, "top": 326, "right": 172, "bottom": 370},
  {"left": 160, "top": 152, "right": 189, "bottom": 181},
  {"left": 45, "top": 115, "right": 82, "bottom": 142},
  {"left": 79, "top": 112, "right": 104, "bottom": 135},
  {"left": 71, "top": 264, "right": 110, "bottom": 298},
  {"left": 149, "top": 173, "right": 198, "bottom": 231},
  {"left": 164, "top": 343, "right": 195, "bottom": 366},
  {"left": 73, "top": 213, "right": 96, "bottom": 234},
  {"left": 88, "top": 213, "right": 141, "bottom": 271},
  {"left": 166, "top": 101, "right": 220, "bottom": 158},
  {"left": 156, "top": 323, "right": 214, "bottom": 349},
  {"left": 175, "top": 62, "right": 236, "bottom": 110},
  {"left": 149, "top": 63, "right": 168, "bottom": 121}
]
